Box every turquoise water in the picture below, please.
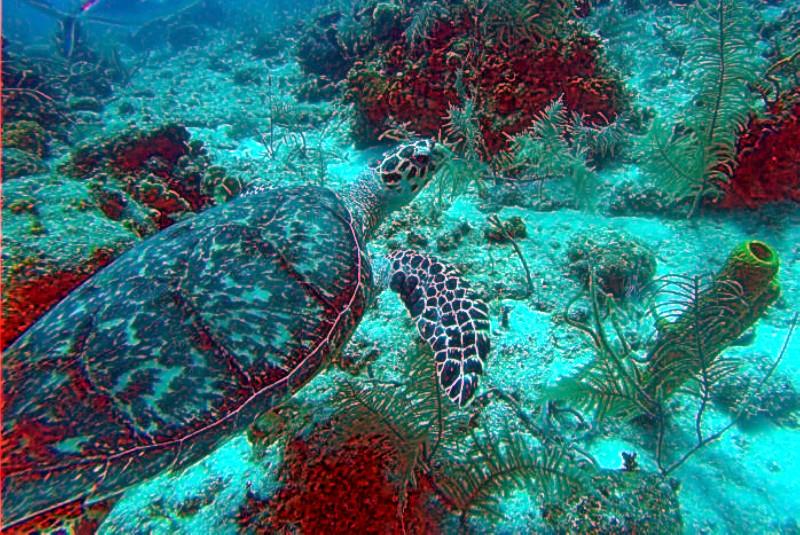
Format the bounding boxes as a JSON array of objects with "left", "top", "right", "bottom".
[{"left": 2, "top": 0, "right": 799, "bottom": 533}]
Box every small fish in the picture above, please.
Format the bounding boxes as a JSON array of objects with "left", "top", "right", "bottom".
[
  {"left": 80, "top": 0, "right": 102, "bottom": 12},
  {"left": 24, "top": 0, "right": 206, "bottom": 26},
  {"left": 61, "top": 0, "right": 102, "bottom": 56}
]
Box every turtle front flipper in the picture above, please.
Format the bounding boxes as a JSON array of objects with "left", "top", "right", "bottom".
[{"left": 385, "top": 250, "right": 490, "bottom": 407}]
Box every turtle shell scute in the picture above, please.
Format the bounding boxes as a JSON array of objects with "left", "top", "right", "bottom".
[{"left": 1, "top": 185, "right": 371, "bottom": 528}]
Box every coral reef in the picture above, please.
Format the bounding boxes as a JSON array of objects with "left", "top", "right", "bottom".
[
  {"left": 295, "top": 10, "right": 356, "bottom": 80},
  {"left": 2, "top": 36, "right": 127, "bottom": 147},
  {"left": 1, "top": 0, "right": 798, "bottom": 530},
  {"left": 238, "top": 419, "right": 444, "bottom": 534},
  {"left": 542, "top": 469, "right": 682, "bottom": 534},
  {"left": 1, "top": 175, "right": 137, "bottom": 348},
  {"left": 719, "top": 88, "right": 800, "bottom": 208},
  {"left": 293, "top": 76, "right": 340, "bottom": 102},
  {"left": 607, "top": 180, "right": 687, "bottom": 217},
  {"left": 2, "top": 148, "right": 48, "bottom": 180},
  {"left": 295, "top": 2, "right": 405, "bottom": 81},
  {"left": 291, "top": 1, "right": 407, "bottom": 104},
  {"left": 235, "top": 340, "right": 597, "bottom": 533},
  {"left": 2, "top": 119, "right": 51, "bottom": 179},
  {"left": 63, "top": 124, "right": 242, "bottom": 233},
  {"left": 3, "top": 120, "right": 49, "bottom": 158},
  {"left": 566, "top": 228, "right": 656, "bottom": 299},
  {"left": 346, "top": 2, "right": 628, "bottom": 153},
  {"left": 1, "top": 45, "right": 69, "bottom": 135}
]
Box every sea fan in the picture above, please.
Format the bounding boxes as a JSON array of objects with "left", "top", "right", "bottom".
[
  {"left": 331, "top": 347, "right": 470, "bottom": 480},
  {"left": 436, "top": 99, "right": 491, "bottom": 202},
  {"left": 431, "top": 144, "right": 491, "bottom": 203},
  {"left": 547, "top": 278, "right": 655, "bottom": 420},
  {"left": 547, "top": 351, "right": 648, "bottom": 421},
  {"left": 639, "top": 119, "right": 705, "bottom": 199},
  {"left": 501, "top": 99, "right": 570, "bottom": 177},
  {"left": 478, "top": 0, "right": 536, "bottom": 44},
  {"left": 444, "top": 98, "right": 484, "bottom": 157},
  {"left": 335, "top": 378, "right": 435, "bottom": 445},
  {"left": 571, "top": 113, "right": 631, "bottom": 167},
  {"left": 688, "top": 0, "right": 757, "bottom": 194}
]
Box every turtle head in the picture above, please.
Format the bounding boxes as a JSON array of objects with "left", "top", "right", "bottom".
[{"left": 377, "top": 139, "right": 438, "bottom": 209}]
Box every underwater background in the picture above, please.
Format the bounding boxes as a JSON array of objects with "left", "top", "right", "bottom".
[{"left": 1, "top": 0, "right": 799, "bottom": 533}]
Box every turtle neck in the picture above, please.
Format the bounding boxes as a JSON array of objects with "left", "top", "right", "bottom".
[{"left": 341, "top": 169, "right": 391, "bottom": 242}]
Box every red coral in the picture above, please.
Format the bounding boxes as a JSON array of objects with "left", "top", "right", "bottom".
[
  {"left": 68, "top": 125, "right": 189, "bottom": 176},
  {"left": 94, "top": 188, "right": 127, "bottom": 220},
  {"left": 3, "top": 128, "right": 240, "bottom": 349},
  {"left": 2, "top": 248, "right": 115, "bottom": 349},
  {"left": 109, "top": 125, "right": 190, "bottom": 172},
  {"left": 238, "top": 426, "right": 443, "bottom": 534},
  {"left": 346, "top": 11, "right": 626, "bottom": 155},
  {"left": 720, "top": 88, "right": 800, "bottom": 208},
  {"left": 64, "top": 125, "right": 237, "bottom": 230}
]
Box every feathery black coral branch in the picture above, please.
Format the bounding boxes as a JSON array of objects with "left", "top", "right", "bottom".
[
  {"left": 435, "top": 431, "right": 587, "bottom": 523},
  {"left": 641, "top": 0, "right": 759, "bottom": 216}
]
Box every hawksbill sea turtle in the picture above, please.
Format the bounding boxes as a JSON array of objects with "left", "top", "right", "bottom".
[{"left": 1, "top": 139, "right": 491, "bottom": 532}]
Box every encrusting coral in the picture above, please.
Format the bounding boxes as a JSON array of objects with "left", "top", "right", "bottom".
[
  {"left": 3, "top": 120, "right": 49, "bottom": 158},
  {"left": 2, "top": 125, "right": 239, "bottom": 348},
  {"left": 542, "top": 468, "right": 682, "bottom": 534},
  {"left": 62, "top": 124, "right": 242, "bottom": 233},
  {"left": 565, "top": 227, "right": 656, "bottom": 300},
  {"left": 345, "top": 1, "right": 629, "bottom": 154},
  {"left": 238, "top": 418, "right": 445, "bottom": 534},
  {"left": 718, "top": 87, "right": 800, "bottom": 208}
]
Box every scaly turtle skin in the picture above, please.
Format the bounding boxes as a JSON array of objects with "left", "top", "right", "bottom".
[{"left": 1, "top": 140, "right": 490, "bottom": 532}]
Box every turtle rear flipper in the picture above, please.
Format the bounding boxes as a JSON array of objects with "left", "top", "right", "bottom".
[{"left": 386, "top": 250, "right": 490, "bottom": 407}]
